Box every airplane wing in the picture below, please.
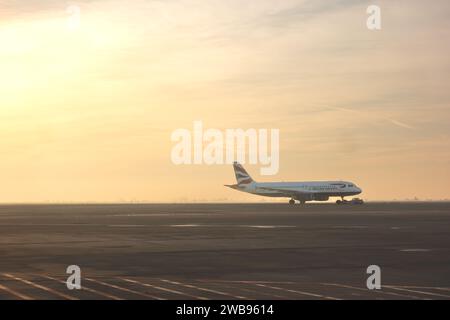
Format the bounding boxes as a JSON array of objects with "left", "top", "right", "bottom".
[{"left": 257, "top": 186, "right": 314, "bottom": 197}]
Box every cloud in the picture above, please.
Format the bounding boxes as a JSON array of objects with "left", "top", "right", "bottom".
[{"left": 386, "top": 118, "right": 414, "bottom": 130}]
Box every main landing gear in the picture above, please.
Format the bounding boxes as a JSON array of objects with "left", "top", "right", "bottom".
[
  {"left": 336, "top": 196, "right": 345, "bottom": 205},
  {"left": 289, "top": 199, "right": 306, "bottom": 205},
  {"left": 336, "top": 197, "right": 364, "bottom": 205}
]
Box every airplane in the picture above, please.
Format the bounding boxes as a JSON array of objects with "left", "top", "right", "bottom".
[{"left": 225, "top": 162, "right": 363, "bottom": 205}]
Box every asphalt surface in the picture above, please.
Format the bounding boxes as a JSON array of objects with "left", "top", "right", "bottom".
[{"left": 0, "top": 202, "right": 449, "bottom": 300}]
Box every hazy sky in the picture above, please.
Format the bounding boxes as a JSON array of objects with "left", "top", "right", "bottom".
[{"left": 1, "top": 0, "right": 450, "bottom": 202}]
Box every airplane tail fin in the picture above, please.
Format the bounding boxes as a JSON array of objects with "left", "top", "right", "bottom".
[{"left": 232, "top": 161, "right": 255, "bottom": 186}]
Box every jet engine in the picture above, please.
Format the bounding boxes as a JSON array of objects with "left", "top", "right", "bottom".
[{"left": 313, "top": 195, "right": 329, "bottom": 201}]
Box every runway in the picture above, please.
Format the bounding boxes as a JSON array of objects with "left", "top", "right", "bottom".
[{"left": 0, "top": 202, "right": 449, "bottom": 300}]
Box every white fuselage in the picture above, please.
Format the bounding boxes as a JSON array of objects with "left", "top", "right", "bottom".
[{"left": 235, "top": 180, "right": 362, "bottom": 202}]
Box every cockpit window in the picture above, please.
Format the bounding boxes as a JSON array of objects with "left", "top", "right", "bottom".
[{"left": 348, "top": 184, "right": 354, "bottom": 187}]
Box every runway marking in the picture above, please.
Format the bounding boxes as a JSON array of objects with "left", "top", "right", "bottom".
[
  {"left": 2, "top": 273, "right": 77, "bottom": 300},
  {"left": 41, "top": 275, "right": 122, "bottom": 300},
  {"left": 241, "top": 225, "right": 295, "bottom": 229},
  {"left": 168, "top": 224, "right": 296, "bottom": 229},
  {"left": 170, "top": 224, "right": 202, "bottom": 227},
  {"left": 112, "top": 213, "right": 213, "bottom": 217},
  {"left": 108, "top": 225, "right": 148, "bottom": 228},
  {"left": 198, "top": 279, "right": 296, "bottom": 285},
  {"left": 0, "top": 283, "right": 32, "bottom": 300},
  {"left": 160, "top": 279, "right": 247, "bottom": 299},
  {"left": 323, "top": 283, "right": 424, "bottom": 299},
  {"left": 85, "top": 278, "right": 163, "bottom": 300},
  {"left": 390, "top": 226, "right": 414, "bottom": 230},
  {"left": 333, "top": 226, "right": 369, "bottom": 229},
  {"left": 389, "top": 285, "right": 450, "bottom": 292},
  {"left": 167, "top": 224, "right": 298, "bottom": 229},
  {"left": 120, "top": 278, "right": 207, "bottom": 300},
  {"left": 399, "top": 249, "right": 431, "bottom": 252},
  {"left": 384, "top": 286, "right": 450, "bottom": 298},
  {"left": 0, "top": 223, "right": 104, "bottom": 227},
  {"left": 254, "top": 283, "right": 341, "bottom": 300},
  {"left": 218, "top": 283, "right": 288, "bottom": 299}
]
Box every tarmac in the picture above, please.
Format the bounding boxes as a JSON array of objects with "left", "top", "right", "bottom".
[{"left": 0, "top": 202, "right": 449, "bottom": 300}]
